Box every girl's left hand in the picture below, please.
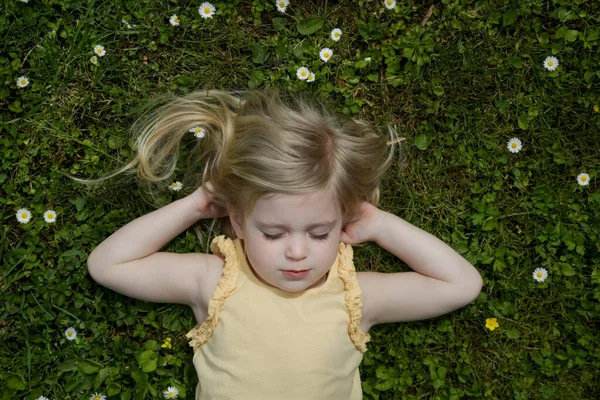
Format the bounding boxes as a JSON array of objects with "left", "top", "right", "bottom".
[{"left": 340, "top": 201, "right": 386, "bottom": 245}]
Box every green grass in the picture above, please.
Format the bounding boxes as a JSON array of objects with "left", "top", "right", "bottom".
[{"left": 2, "top": 0, "right": 600, "bottom": 399}]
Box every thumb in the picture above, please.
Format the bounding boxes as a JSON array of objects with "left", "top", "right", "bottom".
[{"left": 340, "top": 230, "right": 353, "bottom": 245}]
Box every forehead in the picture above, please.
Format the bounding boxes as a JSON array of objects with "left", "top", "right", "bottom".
[{"left": 250, "top": 190, "right": 340, "bottom": 223}]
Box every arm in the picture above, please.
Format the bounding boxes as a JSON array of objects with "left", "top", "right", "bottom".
[
  {"left": 359, "top": 210, "right": 483, "bottom": 325},
  {"left": 374, "top": 211, "right": 482, "bottom": 287},
  {"left": 87, "top": 195, "right": 222, "bottom": 307},
  {"left": 88, "top": 195, "right": 203, "bottom": 267}
]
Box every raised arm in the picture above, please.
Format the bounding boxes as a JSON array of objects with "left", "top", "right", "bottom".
[
  {"left": 356, "top": 207, "right": 483, "bottom": 325},
  {"left": 87, "top": 189, "right": 226, "bottom": 307}
]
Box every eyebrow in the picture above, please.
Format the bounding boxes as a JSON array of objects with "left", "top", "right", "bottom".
[{"left": 256, "top": 220, "right": 337, "bottom": 229}]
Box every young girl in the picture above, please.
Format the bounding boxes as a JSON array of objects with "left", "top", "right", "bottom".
[{"left": 77, "top": 88, "right": 483, "bottom": 399}]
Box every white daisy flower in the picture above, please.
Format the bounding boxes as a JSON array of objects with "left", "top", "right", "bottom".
[
  {"left": 307, "top": 72, "right": 315, "bottom": 82},
  {"left": 170, "top": 15, "right": 180, "bottom": 26},
  {"left": 89, "top": 393, "right": 106, "bottom": 400},
  {"left": 331, "top": 28, "right": 342, "bottom": 41},
  {"left": 189, "top": 126, "right": 206, "bottom": 138},
  {"left": 16, "top": 208, "right": 32, "bottom": 224},
  {"left": 44, "top": 210, "right": 57, "bottom": 223},
  {"left": 164, "top": 387, "right": 179, "bottom": 399},
  {"left": 384, "top": 0, "right": 397, "bottom": 9},
  {"left": 533, "top": 267, "right": 548, "bottom": 282},
  {"left": 296, "top": 66, "right": 310, "bottom": 80},
  {"left": 36, "top": 397, "right": 49, "bottom": 400},
  {"left": 507, "top": 138, "right": 522, "bottom": 153},
  {"left": 319, "top": 48, "right": 333, "bottom": 62},
  {"left": 169, "top": 181, "right": 183, "bottom": 191},
  {"left": 16, "top": 76, "right": 29, "bottom": 88},
  {"left": 65, "top": 327, "right": 77, "bottom": 341},
  {"left": 543, "top": 56, "right": 558, "bottom": 71},
  {"left": 122, "top": 19, "right": 132, "bottom": 29},
  {"left": 577, "top": 172, "right": 590, "bottom": 186},
  {"left": 21, "top": 0, "right": 30, "bottom": 3},
  {"left": 364, "top": 57, "right": 372, "bottom": 62},
  {"left": 199, "top": 2, "right": 215, "bottom": 19},
  {"left": 276, "top": 0, "right": 289, "bottom": 13},
  {"left": 94, "top": 45, "right": 106, "bottom": 57},
  {"left": 90, "top": 56, "right": 98, "bottom": 65}
]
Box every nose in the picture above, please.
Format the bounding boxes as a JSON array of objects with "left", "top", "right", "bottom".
[{"left": 285, "top": 235, "right": 308, "bottom": 260}]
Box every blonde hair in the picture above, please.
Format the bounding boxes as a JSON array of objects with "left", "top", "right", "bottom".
[{"left": 69, "top": 88, "right": 401, "bottom": 249}]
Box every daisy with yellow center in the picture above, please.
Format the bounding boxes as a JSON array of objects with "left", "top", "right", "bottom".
[
  {"left": 65, "top": 327, "right": 77, "bottom": 340},
  {"left": 164, "top": 386, "right": 179, "bottom": 398},
  {"left": 90, "top": 56, "right": 98, "bottom": 65},
  {"left": 199, "top": 2, "right": 215, "bottom": 19},
  {"left": 577, "top": 172, "right": 590, "bottom": 186},
  {"left": 16, "top": 76, "right": 29, "bottom": 88},
  {"left": 16, "top": 208, "right": 32, "bottom": 223},
  {"left": 385, "top": 0, "right": 397, "bottom": 9},
  {"left": 94, "top": 45, "right": 106, "bottom": 57},
  {"left": 307, "top": 72, "right": 315, "bottom": 82},
  {"left": 169, "top": 181, "right": 183, "bottom": 191},
  {"left": 36, "top": 397, "right": 49, "bottom": 400},
  {"left": 543, "top": 56, "right": 558, "bottom": 71},
  {"left": 89, "top": 393, "right": 106, "bottom": 400},
  {"left": 507, "top": 137, "right": 522, "bottom": 153},
  {"left": 319, "top": 48, "right": 333, "bottom": 62},
  {"left": 276, "top": 0, "right": 289, "bottom": 13},
  {"left": 485, "top": 318, "right": 499, "bottom": 331},
  {"left": 296, "top": 66, "right": 310, "bottom": 80},
  {"left": 331, "top": 28, "right": 342, "bottom": 41},
  {"left": 44, "top": 210, "right": 57, "bottom": 223},
  {"left": 170, "top": 15, "right": 180, "bottom": 26},
  {"left": 189, "top": 126, "right": 206, "bottom": 138},
  {"left": 533, "top": 267, "right": 548, "bottom": 282}
]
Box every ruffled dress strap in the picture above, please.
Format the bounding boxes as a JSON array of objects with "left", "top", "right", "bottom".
[
  {"left": 337, "top": 242, "right": 372, "bottom": 353},
  {"left": 185, "top": 235, "right": 240, "bottom": 353}
]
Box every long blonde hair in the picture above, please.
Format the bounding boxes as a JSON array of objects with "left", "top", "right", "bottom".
[{"left": 69, "top": 88, "right": 401, "bottom": 249}]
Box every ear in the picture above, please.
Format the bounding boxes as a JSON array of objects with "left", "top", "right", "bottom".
[{"left": 227, "top": 205, "right": 245, "bottom": 240}]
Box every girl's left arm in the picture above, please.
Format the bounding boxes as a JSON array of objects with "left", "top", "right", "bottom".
[{"left": 356, "top": 208, "right": 483, "bottom": 325}]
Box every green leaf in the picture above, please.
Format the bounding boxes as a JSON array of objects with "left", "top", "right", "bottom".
[
  {"left": 561, "top": 263, "right": 575, "bottom": 276},
  {"left": 251, "top": 43, "right": 267, "bottom": 64},
  {"left": 509, "top": 56, "right": 522, "bottom": 68},
  {"left": 272, "top": 17, "right": 286, "bottom": 31},
  {"left": 138, "top": 350, "right": 157, "bottom": 372},
  {"left": 565, "top": 29, "right": 579, "bottom": 42},
  {"left": 485, "top": 205, "right": 501, "bottom": 216},
  {"left": 518, "top": 114, "right": 529, "bottom": 129},
  {"left": 94, "top": 368, "right": 110, "bottom": 390},
  {"left": 7, "top": 375, "right": 26, "bottom": 390},
  {"left": 433, "top": 86, "right": 444, "bottom": 96},
  {"left": 107, "top": 382, "right": 121, "bottom": 396},
  {"left": 551, "top": 43, "right": 562, "bottom": 54},
  {"left": 483, "top": 218, "right": 497, "bottom": 231},
  {"left": 502, "top": 10, "right": 518, "bottom": 26},
  {"left": 506, "top": 328, "right": 520, "bottom": 339},
  {"left": 415, "top": 134, "right": 430, "bottom": 150},
  {"left": 108, "top": 136, "right": 125, "bottom": 149},
  {"left": 58, "top": 359, "right": 78, "bottom": 372},
  {"left": 297, "top": 16, "right": 324, "bottom": 35},
  {"left": 78, "top": 360, "right": 100, "bottom": 375}
]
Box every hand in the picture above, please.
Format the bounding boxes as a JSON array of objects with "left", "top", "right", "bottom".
[
  {"left": 340, "top": 201, "right": 386, "bottom": 245},
  {"left": 190, "top": 181, "right": 229, "bottom": 219}
]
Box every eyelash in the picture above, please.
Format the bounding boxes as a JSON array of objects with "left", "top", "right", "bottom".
[{"left": 262, "top": 233, "right": 329, "bottom": 241}]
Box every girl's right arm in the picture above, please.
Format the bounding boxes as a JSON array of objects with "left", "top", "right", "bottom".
[{"left": 87, "top": 188, "right": 226, "bottom": 308}]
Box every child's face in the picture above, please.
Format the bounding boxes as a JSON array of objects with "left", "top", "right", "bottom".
[{"left": 228, "top": 190, "right": 343, "bottom": 293}]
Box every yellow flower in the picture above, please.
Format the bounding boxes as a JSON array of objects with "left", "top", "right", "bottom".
[
  {"left": 594, "top": 105, "right": 599, "bottom": 112},
  {"left": 486, "top": 318, "right": 499, "bottom": 331},
  {"left": 161, "top": 337, "right": 172, "bottom": 349}
]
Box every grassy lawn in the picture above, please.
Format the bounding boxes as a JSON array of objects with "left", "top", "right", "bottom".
[{"left": 2, "top": 0, "right": 599, "bottom": 399}]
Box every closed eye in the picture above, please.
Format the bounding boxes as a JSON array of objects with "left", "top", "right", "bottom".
[{"left": 262, "top": 233, "right": 329, "bottom": 241}]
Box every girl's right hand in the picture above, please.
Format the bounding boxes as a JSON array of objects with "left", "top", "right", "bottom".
[{"left": 190, "top": 182, "right": 229, "bottom": 219}]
